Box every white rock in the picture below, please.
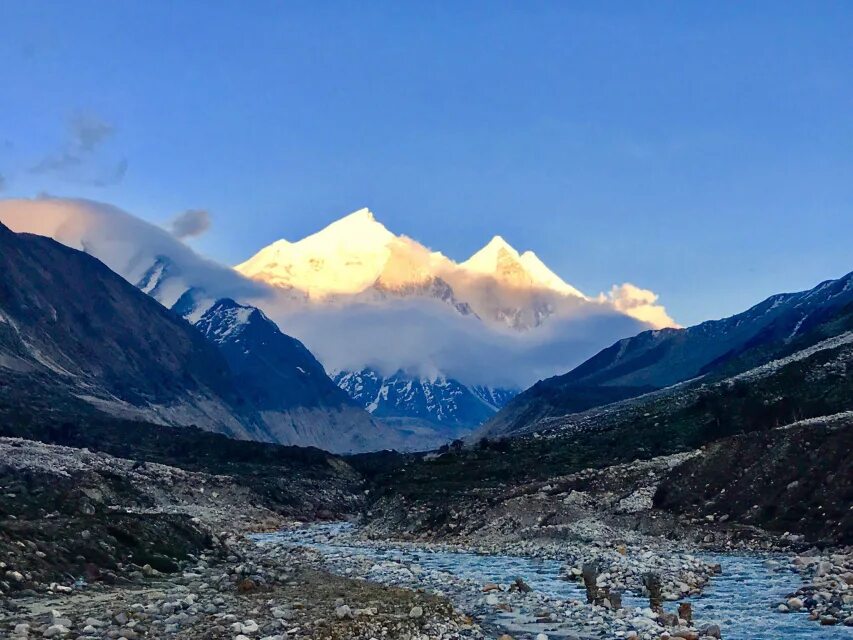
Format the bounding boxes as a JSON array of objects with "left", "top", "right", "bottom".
[{"left": 335, "top": 605, "right": 352, "bottom": 619}]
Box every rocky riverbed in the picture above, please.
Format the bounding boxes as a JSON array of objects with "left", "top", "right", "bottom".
[
  {"left": 1, "top": 437, "right": 851, "bottom": 639},
  {"left": 781, "top": 553, "right": 853, "bottom": 627},
  {"left": 256, "top": 523, "right": 853, "bottom": 640},
  {"left": 0, "top": 438, "right": 480, "bottom": 639},
  {"left": 1, "top": 535, "right": 481, "bottom": 639}
]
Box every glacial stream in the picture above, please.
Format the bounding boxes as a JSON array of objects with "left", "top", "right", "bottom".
[{"left": 255, "top": 524, "right": 852, "bottom": 640}]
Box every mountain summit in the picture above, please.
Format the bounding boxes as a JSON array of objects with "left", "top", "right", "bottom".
[
  {"left": 235, "top": 208, "right": 669, "bottom": 330},
  {"left": 461, "top": 235, "right": 586, "bottom": 298},
  {"left": 235, "top": 208, "right": 403, "bottom": 298}
]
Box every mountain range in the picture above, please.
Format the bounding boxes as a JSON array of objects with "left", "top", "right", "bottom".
[
  {"left": 233, "top": 207, "right": 676, "bottom": 429},
  {"left": 334, "top": 368, "right": 517, "bottom": 440},
  {"left": 235, "top": 207, "right": 675, "bottom": 332},
  {"left": 0, "top": 198, "right": 676, "bottom": 437},
  {"left": 1, "top": 196, "right": 851, "bottom": 466}
]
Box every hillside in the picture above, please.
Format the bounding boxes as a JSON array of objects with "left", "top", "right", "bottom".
[
  {"left": 481, "top": 270, "right": 853, "bottom": 438},
  {"left": 0, "top": 222, "right": 263, "bottom": 440},
  {"left": 0, "top": 222, "right": 394, "bottom": 453},
  {"left": 362, "top": 301, "right": 853, "bottom": 543}
]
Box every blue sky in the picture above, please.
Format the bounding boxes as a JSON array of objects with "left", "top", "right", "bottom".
[{"left": 1, "top": 1, "right": 851, "bottom": 326}]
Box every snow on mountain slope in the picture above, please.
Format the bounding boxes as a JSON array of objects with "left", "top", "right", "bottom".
[
  {"left": 334, "top": 368, "right": 517, "bottom": 431},
  {"left": 236, "top": 208, "right": 674, "bottom": 331},
  {"left": 0, "top": 197, "right": 674, "bottom": 436},
  {"left": 460, "top": 235, "right": 586, "bottom": 298},
  {"left": 480, "top": 270, "right": 853, "bottom": 438},
  {"left": 236, "top": 208, "right": 403, "bottom": 297}
]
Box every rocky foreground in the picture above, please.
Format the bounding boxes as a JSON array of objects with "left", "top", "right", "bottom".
[
  {"left": 0, "top": 438, "right": 479, "bottom": 639},
  {"left": 1, "top": 436, "right": 851, "bottom": 639}
]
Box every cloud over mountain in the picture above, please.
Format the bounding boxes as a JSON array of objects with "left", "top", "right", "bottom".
[
  {"left": 0, "top": 196, "right": 267, "bottom": 308},
  {"left": 0, "top": 197, "right": 676, "bottom": 388}
]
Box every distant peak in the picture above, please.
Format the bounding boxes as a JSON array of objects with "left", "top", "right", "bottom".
[
  {"left": 483, "top": 234, "right": 516, "bottom": 254},
  {"left": 314, "top": 207, "right": 393, "bottom": 244},
  {"left": 461, "top": 234, "right": 520, "bottom": 272}
]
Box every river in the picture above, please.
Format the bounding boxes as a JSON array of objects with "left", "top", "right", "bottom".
[{"left": 254, "top": 524, "right": 852, "bottom": 640}]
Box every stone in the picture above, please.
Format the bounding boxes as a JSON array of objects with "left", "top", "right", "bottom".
[
  {"left": 482, "top": 582, "right": 501, "bottom": 592},
  {"left": 582, "top": 562, "right": 600, "bottom": 604},
  {"left": 335, "top": 605, "right": 352, "bottom": 619},
  {"left": 236, "top": 578, "right": 257, "bottom": 593},
  {"left": 820, "top": 615, "right": 839, "bottom": 625},
  {"left": 509, "top": 577, "right": 532, "bottom": 593},
  {"left": 485, "top": 593, "right": 500, "bottom": 605},
  {"left": 777, "top": 604, "right": 789, "bottom": 613},
  {"left": 408, "top": 605, "right": 423, "bottom": 619},
  {"left": 43, "top": 625, "right": 70, "bottom": 638},
  {"left": 49, "top": 611, "right": 73, "bottom": 628},
  {"left": 642, "top": 572, "right": 663, "bottom": 612},
  {"left": 699, "top": 624, "right": 721, "bottom": 638},
  {"left": 787, "top": 597, "right": 804, "bottom": 611}
]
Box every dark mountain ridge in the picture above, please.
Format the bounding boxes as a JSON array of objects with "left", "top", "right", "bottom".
[
  {"left": 0, "top": 224, "right": 266, "bottom": 439},
  {"left": 0, "top": 223, "right": 391, "bottom": 452},
  {"left": 482, "top": 270, "right": 853, "bottom": 437}
]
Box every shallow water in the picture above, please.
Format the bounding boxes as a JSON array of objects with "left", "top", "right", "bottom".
[{"left": 256, "top": 524, "right": 852, "bottom": 640}]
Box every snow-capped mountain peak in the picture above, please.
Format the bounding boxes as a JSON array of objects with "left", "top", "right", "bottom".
[
  {"left": 233, "top": 208, "right": 674, "bottom": 333},
  {"left": 235, "top": 207, "right": 398, "bottom": 298},
  {"left": 461, "top": 235, "right": 519, "bottom": 273},
  {"left": 461, "top": 235, "right": 584, "bottom": 297}
]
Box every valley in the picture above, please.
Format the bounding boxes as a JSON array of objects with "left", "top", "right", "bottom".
[
  {"left": 3, "top": 6, "right": 851, "bottom": 639},
  {"left": 0, "top": 212, "right": 851, "bottom": 640}
]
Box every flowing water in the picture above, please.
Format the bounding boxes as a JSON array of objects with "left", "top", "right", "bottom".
[{"left": 255, "top": 524, "right": 852, "bottom": 640}]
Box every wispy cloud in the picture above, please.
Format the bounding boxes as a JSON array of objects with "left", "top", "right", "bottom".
[
  {"left": 30, "top": 114, "right": 127, "bottom": 186},
  {"left": 168, "top": 209, "right": 211, "bottom": 239}
]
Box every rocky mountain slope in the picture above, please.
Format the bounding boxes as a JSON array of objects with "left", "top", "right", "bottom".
[
  {"left": 166, "top": 285, "right": 389, "bottom": 451},
  {"left": 0, "top": 222, "right": 261, "bottom": 440},
  {"left": 334, "top": 368, "right": 516, "bottom": 434},
  {"left": 482, "top": 270, "right": 853, "bottom": 437},
  {"left": 0, "top": 198, "right": 675, "bottom": 441},
  {"left": 655, "top": 412, "right": 853, "bottom": 544},
  {"left": 0, "top": 221, "right": 397, "bottom": 453},
  {"left": 361, "top": 298, "right": 853, "bottom": 545},
  {"left": 0, "top": 200, "right": 413, "bottom": 453}
]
